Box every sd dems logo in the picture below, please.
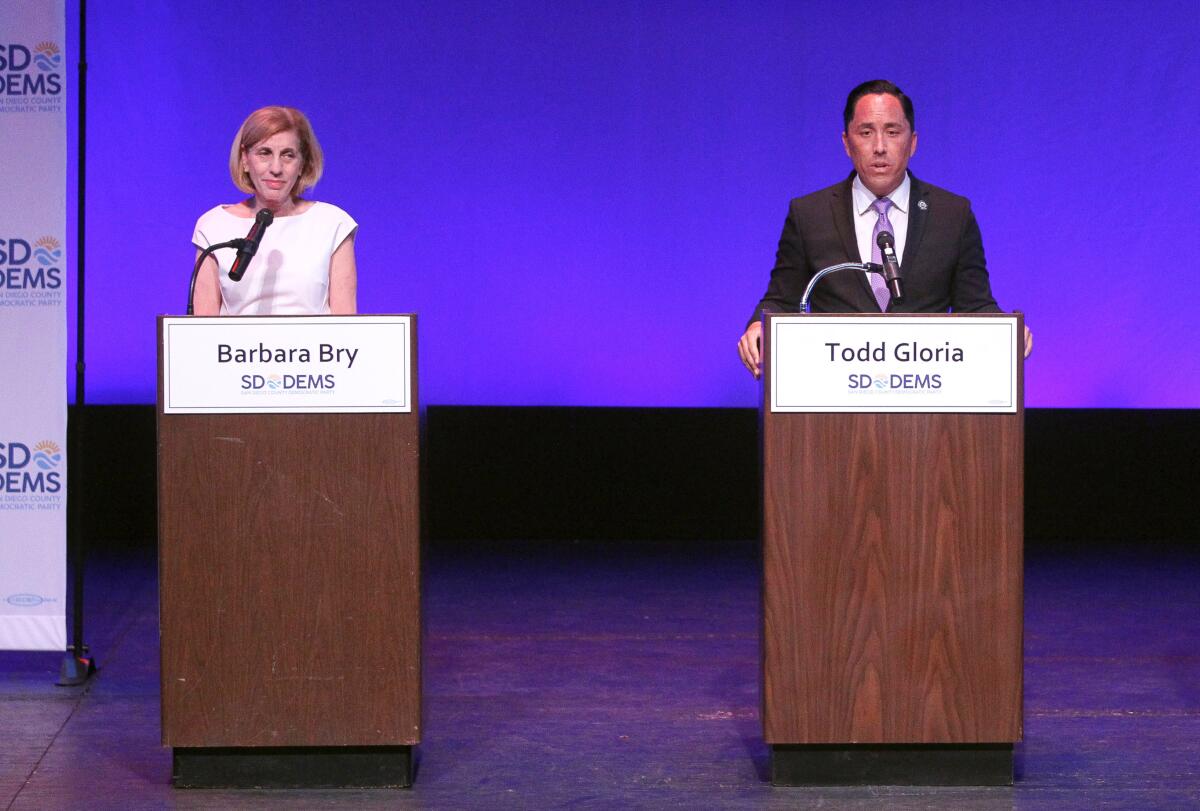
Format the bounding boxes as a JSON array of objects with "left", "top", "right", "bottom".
[
  {"left": 1, "top": 440, "right": 64, "bottom": 509},
  {"left": 32, "top": 440, "right": 63, "bottom": 470},
  {"left": 0, "top": 40, "right": 64, "bottom": 111},
  {"left": 240, "top": 372, "right": 337, "bottom": 393},
  {"left": 1, "top": 235, "right": 64, "bottom": 307},
  {"left": 33, "top": 42, "right": 62, "bottom": 72},
  {"left": 848, "top": 373, "right": 943, "bottom": 391},
  {"left": 33, "top": 235, "right": 63, "bottom": 266}
]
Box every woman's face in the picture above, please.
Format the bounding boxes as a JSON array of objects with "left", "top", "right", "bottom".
[{"left": 241, "top": 129, "right": 303, "bottom": 207}]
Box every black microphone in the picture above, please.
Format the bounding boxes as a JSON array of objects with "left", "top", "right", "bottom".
[
  {"left": 876, "top": 231, "right": 904, "bottom": 305},
  {"left": 227, "top": 209, "right": 274, "bottom": 282}
]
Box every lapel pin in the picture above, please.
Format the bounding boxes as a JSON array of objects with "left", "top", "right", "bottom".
[{"left": 918, "top": 200, "right": 928, "bottom": 211}]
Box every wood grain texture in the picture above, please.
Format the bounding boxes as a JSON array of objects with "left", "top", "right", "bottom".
[
  {"left": 157, "top": 317, "right": 420, "bottom": 747},
  {"left": 761, "top": 313, "right": 1023, "bottom": 745}
]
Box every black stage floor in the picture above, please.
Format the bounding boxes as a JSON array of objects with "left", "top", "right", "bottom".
[{"left": 2, "top": 540, "right": 1198, "bottom": 809}]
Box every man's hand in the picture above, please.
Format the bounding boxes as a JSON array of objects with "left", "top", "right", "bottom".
[
  {"left": 738, "top": 321, "right": 763, "bottom": 379},
  {"left": 1024, "top": 325, "right": 1033, "bottom": 359}
]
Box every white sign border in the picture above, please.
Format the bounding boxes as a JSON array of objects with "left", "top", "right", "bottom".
[
  {"left": 769, "top": 314, "right": 1019, "bottom": 414},
  {"left": 161, "top": 315, "right": 414, "bottom": 415}
]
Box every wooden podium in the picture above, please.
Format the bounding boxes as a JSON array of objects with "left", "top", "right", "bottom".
[
  {"left": 761, "top": 312, "right": 1023, "bottom": 785},
  {"left": 157, "top": 315, "right": 420, "bottom": 788}
]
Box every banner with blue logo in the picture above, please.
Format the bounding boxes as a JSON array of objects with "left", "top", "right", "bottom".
[{"left": 0, "top": 0, "right": 67, "bottom": 650}]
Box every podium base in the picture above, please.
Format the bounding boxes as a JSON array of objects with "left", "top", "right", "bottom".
[
  {"left": 172, "top": 745, "right": 414, "bottom": 789},
  {"left": 770, "top": 743, "right": 1013, "bottom": 786}
]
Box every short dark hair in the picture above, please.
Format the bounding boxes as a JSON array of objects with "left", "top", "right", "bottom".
[{"left": 843, "top": 80, "right": 915, "bottom": 132}]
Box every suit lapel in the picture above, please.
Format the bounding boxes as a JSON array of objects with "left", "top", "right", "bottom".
[
  {"left": 831, "top": 174, "right": 879, "bottom": 308},
  {"left": 904, "top": 173, "right": 929, "bottom": 271}
]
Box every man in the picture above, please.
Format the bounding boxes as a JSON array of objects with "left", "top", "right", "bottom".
[{"left": 737, "top": 79, "right": 1031, "bottom": 377}]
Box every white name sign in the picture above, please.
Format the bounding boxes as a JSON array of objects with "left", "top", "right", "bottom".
[
  {"left": 161, "top": 316, "right": 413, "bottom": 414},
  {"left": 769, "top": 315, "right": 1018, "bottom": 413}
]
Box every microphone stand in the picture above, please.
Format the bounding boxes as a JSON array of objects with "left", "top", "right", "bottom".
[
  {"left": 799, "top": 262, "right": 887, "bottom": 313},
  {"left": 59, "top": 0, "right": 94, "bottom": 687},
  {"left": 186, "top": 239, "right": 245, "bottom": 315}
]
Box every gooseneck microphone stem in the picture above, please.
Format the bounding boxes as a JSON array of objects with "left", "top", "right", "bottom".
[
  {"left": 186, "top": 239, "right": 245, "bottom": 315},
  {"left": 799, "top": 262, "right": 885, "bottom": 313},
  {"left": 187, "top": 209, "right": 275, "bottom": 314}
]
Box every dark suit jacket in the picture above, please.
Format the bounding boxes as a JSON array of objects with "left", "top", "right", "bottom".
[{"left": 748, "top": 172, "right": 1001, "bottom": 325}]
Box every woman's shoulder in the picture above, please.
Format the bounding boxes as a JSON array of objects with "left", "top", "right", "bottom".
[
  {"left": 193, "top": 205, "right": 249, "bottom": 246},
  {"left": 195, "top": 203, "right": 249, "bottom": 227},
  {"left": 301, "top": 202, "right": 358, "bottom": 239},
  {"left": 304, "top": 201, "right": 356, "bottom": 223}
]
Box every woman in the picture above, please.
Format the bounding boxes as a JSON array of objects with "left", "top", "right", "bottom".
[{"left": 192, "top": 106, "right": 357, "bottom": 315}]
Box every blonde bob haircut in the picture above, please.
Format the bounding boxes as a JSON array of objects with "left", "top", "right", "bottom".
[{"left": 228, "top": 106, "right": 324, "bottom": 198}]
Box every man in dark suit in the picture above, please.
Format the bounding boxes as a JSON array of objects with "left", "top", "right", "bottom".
[{"left": 737, "top": 80, "right": 1031, "bottom": 377}]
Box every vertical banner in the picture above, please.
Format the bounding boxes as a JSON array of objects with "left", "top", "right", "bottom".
[{"left": 0, "top": 1, "right": 68, "bottom": 650}]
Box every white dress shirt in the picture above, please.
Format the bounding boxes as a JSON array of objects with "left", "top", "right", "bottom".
[{"left": 851, "top": 173, "right": 911, "bottom": 269}]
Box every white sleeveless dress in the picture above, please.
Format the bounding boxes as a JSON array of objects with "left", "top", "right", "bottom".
[{"left": 192, "top": 202, "right": 357, "bottom": 315}]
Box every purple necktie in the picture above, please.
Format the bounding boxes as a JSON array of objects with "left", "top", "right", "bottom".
[{"left": 869, "top": 197, "right": 894, "bottom": 312}]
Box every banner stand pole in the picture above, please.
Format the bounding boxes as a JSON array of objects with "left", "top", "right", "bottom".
[{"left": 58, "top": 0, "right": 96, "bottom": 687}]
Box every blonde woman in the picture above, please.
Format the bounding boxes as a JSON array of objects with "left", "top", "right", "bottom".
[{"left": 191, "top": 106, "right": 357, "bottom": 315}]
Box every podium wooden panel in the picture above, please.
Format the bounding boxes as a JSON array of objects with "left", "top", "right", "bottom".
[
  {"left": 157, "top": 318, "right": 420, "bottom": 761},
  {"left": 761, "top": 313, "right": 1022, "bottom": 782}
]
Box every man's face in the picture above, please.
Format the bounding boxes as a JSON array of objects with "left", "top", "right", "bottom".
[{"left": 842, "top": 93, "right": 918, "bottom": 197}]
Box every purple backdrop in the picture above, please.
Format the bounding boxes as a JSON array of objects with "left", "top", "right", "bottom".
[{"left": 64, "top": 0, "right": 1200, "bottom": 406}]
